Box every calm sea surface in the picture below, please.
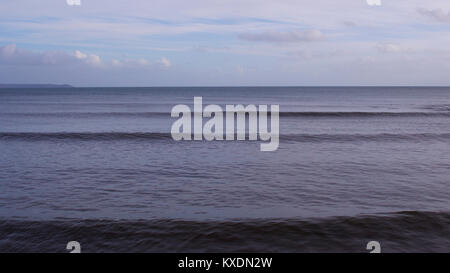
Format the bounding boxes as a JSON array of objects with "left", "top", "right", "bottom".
[{"left": 0, "top": 87, "right": 449, "bottom": 252}]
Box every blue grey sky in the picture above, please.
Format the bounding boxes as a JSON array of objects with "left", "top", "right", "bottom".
[{"left": 1, "top": 0, "right": 450, "bottom": 86}]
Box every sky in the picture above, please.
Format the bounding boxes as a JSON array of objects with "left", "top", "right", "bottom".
[{"left": 1, "top": 0, "right": 450, "bottom": 86}]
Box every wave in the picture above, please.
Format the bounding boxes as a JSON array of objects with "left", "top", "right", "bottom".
[
  {"left": 0, "top": 112, "right": 169, "bottom": 118},
  {"left": 2, "top": 111, "right": 450, "bottom": 118},
  {"left": 422, "top": 104, "right": 450, "bottom": 112},
  {"left": 0, "top": 211, "right": 448, "bottom": 252},
  {"left": 282, "top": 133, "right": 450, "bottom": 143},
  {"left": 0, "top": 132, "right": 173, "bottom": 141},
  {"left": 280, "top": 111, "right": 450, "bottom": 117},
  {"left": 1, "top": 132, "right": 449, "bottom": 143}
]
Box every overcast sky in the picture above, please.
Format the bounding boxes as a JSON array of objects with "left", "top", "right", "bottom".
[{"left": 1, "top": 0, "right": 450, "bottom": 86}]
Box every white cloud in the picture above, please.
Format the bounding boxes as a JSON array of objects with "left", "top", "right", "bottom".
[
  {"left": 73, "top": 50, "right": 102, "bottom": 66},
  {"left": 0, "top": 44, "right": 171, "bottom": 70},
  {"left": 110, "top": 57, "right": 171, "bottom": 69},
  {"left": 66, "top": 0, "right": 81, "bottom": 6},
  {"left": 366, "top": 0, "right": 381, "bottom": 7},
  {"left": 73, "top": 50, "right": 87, "bottom": 59},
  {"left": 156, "top": 57, "right": 171, "bottom": 68},
  {"left": 238, "top": 29, "right": 324, "bottom": 43}
]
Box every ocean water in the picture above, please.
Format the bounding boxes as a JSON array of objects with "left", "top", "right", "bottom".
[{"left": 0, "top": 87, "right": 449, "bottom": 252}]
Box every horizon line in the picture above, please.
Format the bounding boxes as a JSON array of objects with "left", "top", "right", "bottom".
[{"left": 2, "top": 84, "right": 450, "bottom": 88}]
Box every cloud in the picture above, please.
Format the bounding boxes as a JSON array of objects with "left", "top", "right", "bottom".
[
  {"left": 156, "top": 57, "right": 171, "bottom": 68},
  {"left": 111, "top": 57, "right": 171, "bottom": 69},
  {"left": 342, "top": 21, "right": 357, "bottom": 27},
  {"left": 74, "top": 50, "right": 102, "bottom": 66},
  {"left": 0, "top": 44, "right": 101, "bottom": 66},
  {"left": 238, "top": 29, "right": 325, "bottom": 43},
  {"left": 0, "top": 44, "right": 16, "bottom": 58},
  {"left": 376, "top": 43, "right": 402, "bottom": 53},
  {"left": 66, "top": 0, "right": 81, "bottom": 6},
  {"left": 0, "top": 44, "right": 78, "bottom": 65},
  {"left": 366, "top": 0, "right": 382, "bottom": 7},
  {"left": 418, "top": 8, "right": 450, "bottom": 23},
  {"left": 236, "top": 65, "right": 245, "bottom": 75},
  {"left": 0, "top": 44, "right": 171, "bottom": 70}
]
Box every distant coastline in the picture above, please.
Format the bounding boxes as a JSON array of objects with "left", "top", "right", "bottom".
[{"left": 0, "top": 84, "right": 73, "bottom": 88}]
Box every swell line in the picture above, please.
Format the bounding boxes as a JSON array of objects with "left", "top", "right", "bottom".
[
  {"left": 1, "top": 111, "right": 449, "bottom": 118},
  {"left": 279, "top": 111, "right": 450, "bottom": 117},
  {"left": 282, "top": 133, "right": 450, "bottom": 143},
  {"left": 0, "top": 211, "right": 449, "bottom": 252},
  {"left": 1, "top": 132, "right": 449, "bottom": 143},
  {"left": 0, "top": 132, "right": 172, "bottom": 141}
]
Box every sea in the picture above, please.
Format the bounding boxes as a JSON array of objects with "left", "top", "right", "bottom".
[{"left": 0, "top": 87, "right": 449, "bottom": 252}]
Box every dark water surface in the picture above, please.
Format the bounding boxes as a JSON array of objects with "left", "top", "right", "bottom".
[{"left": 0, "top": 87, "right": 449, "bottom": 252}]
